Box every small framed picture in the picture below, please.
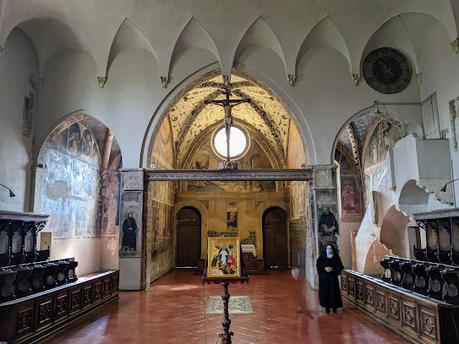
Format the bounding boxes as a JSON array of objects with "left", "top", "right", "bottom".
[{"left": 207, "top": 237, "right": 241, "bottom": 278}]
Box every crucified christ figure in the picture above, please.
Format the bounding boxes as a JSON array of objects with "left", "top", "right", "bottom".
[{"left": 205, "top": 88, "right": 251, "bottom": 160}]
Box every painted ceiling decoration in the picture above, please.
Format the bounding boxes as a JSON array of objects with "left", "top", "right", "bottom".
[
  {"left": 337, "top": 107, "right": 406, "bottom": 166},
  {"left": 166, "top": 73, "right": 291, "bottom": 168}
]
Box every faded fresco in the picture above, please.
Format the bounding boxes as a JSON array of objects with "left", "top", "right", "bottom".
[
  {"left": 335, "top": 146, "right": 363, "bottom": 222},
  {"left": 185, "top": 138, "right": 276, "bottom": 193},
  {"left": 148, "top": 118, "right": 175, "bottom": 280},
  {"left": 119, "top": 191, "right": 142, "bottom": 257},
  {"left": 363, "top": 119, "right": 404, "bottom": 206},
  {"left": 39, "top": 122, "right": 101, "bottom": 238},
  {"left": 316, "top": 190, "right": 339, "bottom": 254},
  {"left": 287, "top": 123, "right": 308, "bottom": 219}
]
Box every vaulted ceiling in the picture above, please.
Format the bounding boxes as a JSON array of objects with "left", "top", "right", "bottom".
[
  {"left": 0, "top": 0, "right": 457, "bottom": 86},
  {"left": 166, "top": 73, "right": 291, "bottom": 167}
]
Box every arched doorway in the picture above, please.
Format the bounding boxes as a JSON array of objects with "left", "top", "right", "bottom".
[
  {"left": 263, "top": 207, "right": 289, "bottom": 268},
  {"left": 176, "top": 207, "right": 201, "bottom": 267}
]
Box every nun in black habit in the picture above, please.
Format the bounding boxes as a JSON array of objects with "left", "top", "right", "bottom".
[{"left": 316, "top": 244, "right": 344, "bottom": 313}]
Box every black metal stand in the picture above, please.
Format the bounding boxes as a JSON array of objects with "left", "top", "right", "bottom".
[
  {"left": 220, "top": 282, "right": 233, "bottom": 343},
  {"left": 202, "top": 260, "right": 249, "bottom": 343}
]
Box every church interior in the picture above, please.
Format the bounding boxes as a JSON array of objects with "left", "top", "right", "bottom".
[{"left": 1, "top": 1, "right": 459, "bottom": 343}]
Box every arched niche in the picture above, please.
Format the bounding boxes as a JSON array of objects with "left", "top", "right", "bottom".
[{"left": 34, "top": 112, "right": 122, "bottom": 275}]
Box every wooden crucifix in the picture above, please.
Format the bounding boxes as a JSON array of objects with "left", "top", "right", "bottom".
[{"left": 205, "top": 88, "right": 251, "bottom": 160}]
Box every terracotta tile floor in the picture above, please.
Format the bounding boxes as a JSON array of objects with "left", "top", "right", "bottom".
[{"left": 50, "top": 270, "right": 408, "bottom": 344}]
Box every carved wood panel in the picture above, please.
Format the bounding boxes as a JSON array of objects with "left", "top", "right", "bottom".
[
  {"left": 401, "top": 300, "right": 417, "bottom": 336},
  {"left": 364, "top": 285, "right": 375, "bottom": 312},
  {"left": 356, "top": 281, "right": 364, "bottom": 304},
  {"left": 376, "top": 290, "right": 387, "bottom": 315},
  {"left": 420, "top": 307, "right": 438, "bottom": 341},
  {"left": 37, "top": 299, "right": 52, "bottom": 327},
  {"left": 103, "top": 278, "right": 112, "bottom": 297},
  {"left": 54, "top": 293, "right": 68, "bottom": 321},
  {"left": 70, "top": 288, "right": 81, "bottom": 313},
  {"left": 82, "top": 285, "right": 93, "bottom": 308},
  {"left": 94, "top": 282, "right": 103, "bottom": 302},
  {"left": 16, "top": 307, "right": 33, "bottom": 335},
  {"left": 389, "top": 296, "right": 401, "bottom": 321}
]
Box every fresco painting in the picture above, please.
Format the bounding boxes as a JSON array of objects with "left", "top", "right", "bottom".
[
  {"left": 119, "top": 191, "right": 142, "bottom": 257},
  {"left": 186, "top": 137, "right": 276, "bottom": 193},
  {"left": 39, "top": 122, "right": 101, "bottom": 238},
  {"left": 335, "top": 146, "right": 363, "bottom": 222},
  {"left": 363, "top": 119, "right": 404, "bottom": 206}
]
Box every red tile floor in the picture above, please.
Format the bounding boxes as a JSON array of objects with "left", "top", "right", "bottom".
[{"left": 50, "top": 270, "right": 408, "bottom": 344}]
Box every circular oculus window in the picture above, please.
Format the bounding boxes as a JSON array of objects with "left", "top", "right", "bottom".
[{"left": 213, "top": 126, "right": 248, "bottom": 160}]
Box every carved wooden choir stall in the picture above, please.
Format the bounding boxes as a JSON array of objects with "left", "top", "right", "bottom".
[
  {"left": 342, "top": 208, "right": 459, "bottom": 344},
  {"left": 0, "top": 210, "right": 119, "bottom": 344}
]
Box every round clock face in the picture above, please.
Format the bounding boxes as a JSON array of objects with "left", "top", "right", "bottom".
[{"left": 362, "top": 47, "right": 412, "bottom": 94}]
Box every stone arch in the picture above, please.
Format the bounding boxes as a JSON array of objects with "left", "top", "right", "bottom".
[
  {"left": 105, "top": 18, "right": 159, "bottom": 79},
  {"left": 35, "top": 111, "right": 123, "bottom": 275},
  {"left": 170, "top": 17, "right": 220, "bottom": 75},
  {"left": 359, "top": 12, "right": 454, "bottom": 77},
  {"left": 380, "top": 205, "right": 410, "bottom": 257},
  {"left": 175, "top": 200, "right": 209, "bottom": 259},
  {"left": 296, "top": 16, "right": 352, "bottom": 75},
  {"left": 234, "top": 17, "right": 288, "bottom": 76},
  {"left": 3, "top": 17, "right": 93, "bottom": 74},
  {"left": 362, "top": 238, "right": 392, "bottom": 275},
  {"left": 141, "top": 65, "right": 316, "bottom": 167},
  {"left": 397, "top": 179, "right": 431, "bottom": 216}
]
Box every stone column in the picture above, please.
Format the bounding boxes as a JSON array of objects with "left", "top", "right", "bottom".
[
  {"left": 350, "top": 229, "right": 358, "bottom": 270},
  {"left": 305, "top": 165, "right": 338, "bottom": 289},
  {"left": 119, "top": 168, "right": 148, "bottom": 290}
]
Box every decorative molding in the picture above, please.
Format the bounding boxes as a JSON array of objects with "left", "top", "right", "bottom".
[
  {"left": 146, "top": 168, "right": 313, "bottom": 181},
  {"left": 97, "top": 76, "right": 107, "bottom": 88},
  {"left": 287, "top": 73, "right": 296, "bottom": 86},
  {"left": 160, "top": 76, "right": 168, "bottom": 88},
  {"left": 416, "top": 72, "right": 423, "bottom": 84},
  {"left": 352, "top": 73, "right": 360, "bottom": 86},
  {"left": 346, "top": 124, "right": 361, "bottom": 168},
  {"left": 451, "top": 38, "right": 459, "bottom": 54}
]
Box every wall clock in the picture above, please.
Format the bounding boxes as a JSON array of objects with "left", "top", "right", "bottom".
[{"left": 362, "top": 47, "right": 412, "bottom": 94}]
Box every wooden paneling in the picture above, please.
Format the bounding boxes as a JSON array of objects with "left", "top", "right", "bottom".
[
  {"left": 342, "top": 269, "right": 459, "bottom": 344},
  {"left": 0, "top": 270, "right": 119, "bottom": 344}
]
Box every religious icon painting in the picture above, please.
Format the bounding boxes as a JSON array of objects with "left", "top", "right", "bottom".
[
  {"left": 119, "top": 191, "right": 143, "bottom": 258},
  {"left": 207, "top": 237, "right": 241, "bottom": 278},
  {"left": 226, "top": 207, "right": 238, "bottom": 230}
]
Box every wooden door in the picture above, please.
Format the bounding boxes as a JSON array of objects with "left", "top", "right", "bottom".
[
  {"left": 263, "top": 207, "right": 289, "bottom": 268},
  {"left": 176, "top": 207, "right": 201, "bottom": 267}
]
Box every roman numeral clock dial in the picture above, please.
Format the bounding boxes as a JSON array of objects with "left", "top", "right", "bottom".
[{"left": 362, "top": 47, "right": 412, "bottom": 94}]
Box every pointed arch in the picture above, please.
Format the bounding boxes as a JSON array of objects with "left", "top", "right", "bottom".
[
  {"left": 105, "top": 18, "right": 159, "bottom": 78},
  {"left": 359, "top": 12, "right": 454, "bottom": 77},
  {"left": 234, "top": 16, "right": 288, "bottom": 76},
  {"left": 169, "top": 17, "right": 220, "bottom": 73},
  {"left": 296, "top": 16, "right": 352, "bottom": 74}
]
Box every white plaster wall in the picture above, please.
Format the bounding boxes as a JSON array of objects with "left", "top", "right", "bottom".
[
  {"left": 339, "top": 221, "right": 358, "bottom": 268},
  {"left": 50, "top": 237, "right": 101, "bottom": 276},
  {"left": 0, "top": 30, "right": 38, "bottom": 211},
  {"left": 420, "top": 22, "right": 459, "bottom": 205}
]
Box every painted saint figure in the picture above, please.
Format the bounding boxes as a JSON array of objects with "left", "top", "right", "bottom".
[
  {"left": 316, "top": 244, "right": 344, "bottom": 313},
  {"left": 318, "top": 207, "right": 338, "bottom": 252},
  {"left": 121, "top": 212, "right": 137, "bottom": 251}
]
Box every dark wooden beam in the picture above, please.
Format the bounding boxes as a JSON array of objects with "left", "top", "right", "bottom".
[{"left": 146, "top": 168, "right": 313, "bottom": 181}]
